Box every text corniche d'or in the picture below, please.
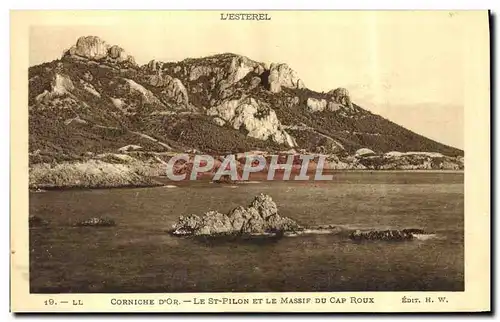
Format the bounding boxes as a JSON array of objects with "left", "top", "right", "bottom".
[{"left": 220, "top": 13, "right": 271, "bottom": 21}]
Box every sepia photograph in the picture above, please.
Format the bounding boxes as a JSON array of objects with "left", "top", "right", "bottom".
[{"left": 10, "top": 9, "right": 490, "bottom": 313}]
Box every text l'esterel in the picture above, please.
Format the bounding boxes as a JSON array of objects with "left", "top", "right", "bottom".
[{"left": 220, "top": 13, "right": 271, "bottom": 21}]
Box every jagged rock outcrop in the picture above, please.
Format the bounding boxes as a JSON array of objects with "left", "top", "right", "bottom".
[
  {"left": 108, "top": 45, "right": 135, "bottom": 64},
  {"left": 79, "top": 79, "right": 100, "bottom": 97},
  {"left": 35, "top": 73, "right": 76, "bottom": 103},
  {"left": 148, "top": 72, "right": 189, "bottom": 106},
  {"left": 51, "top": 73, "right": 74, "bottom": 94},
  {"left": 189, "top": 65, "right": 216, "bottom": 81},
  {"left": 68, "top": 36, "right": 108, "bottom": 59},
  {"left": 329, "top": 87, "right": 353, "bottom": 109},
  {"left": 198, "top": 55, "right": 265, "bottom": 98},
  {"left": 227, "top": 56, "right": 264, "bottom": 85},
  {"left": 306, "top": 98, "right": 327, "bottom": 112},
  {"left": 250, "top": 76, "right": 261, "bottom": 88},
  {"left": 146, "top": 54, "right": 267, "bottom": 103},
  {"left": 282, "top": 96, "right": 300, "bottom": 108},
  {"left": 306, "top": 97, "right": 343, "bottom": 112},
  {"left": 182, "top": 54, "right": 264, "bottom": 86},
  {"left": 327, "top": 101, "right": 342, "bottom": 112},
  {"left": 65, "top": 36, "right": 136, "bottom": 64},
  {"left": 207, "top": 96, "right": 296, "bottom": 147},
  {"left": 123, "top": 78, "right": 163, "bottom": 105},
  {"left": 147, "top": 59, "right": 163, "bottom": 72},
  {"left": 267, "top": 63, "right": 305, "bottom": 93},
  {"left": 306, "top": 89, "right": 352, "bottom": 113},
  {"left": 171, "top": 193, "right": 302, "bottom": 236}
]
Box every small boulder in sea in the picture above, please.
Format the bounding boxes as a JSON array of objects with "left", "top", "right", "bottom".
[
  {"left": 75, "top": 217, "right": 116, "bottom": 227},
  {"left": 30, "top": 188, "right": 47, "bottom": 193},
  {"left": 349, "top": 229, "right": 427, "bottom": 241},
  {"left": 29, "top": 215, "right": 49, "bottom": 227},
  {"left": 401, "top": 228, "right": 426, "bottom": 235},
  {"left": 171, "top": 193, "right": 302, "bottom": 237}
]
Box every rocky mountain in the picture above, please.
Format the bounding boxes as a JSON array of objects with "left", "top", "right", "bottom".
[{"left": 28, "top": 36, "right": 463, "bottom": 187}]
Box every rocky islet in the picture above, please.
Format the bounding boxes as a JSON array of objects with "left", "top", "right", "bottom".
[{"left": 171, "top": 194, "right": 432, "bottom": 241}]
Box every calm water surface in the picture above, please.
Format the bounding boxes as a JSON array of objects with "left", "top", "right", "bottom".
[{"left": 29, "top": 172, "right": 464, "bottom": 293}]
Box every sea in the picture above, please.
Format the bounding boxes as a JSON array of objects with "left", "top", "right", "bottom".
[{"left": 29, "top": 171, "right": 464, "bottom": 293}]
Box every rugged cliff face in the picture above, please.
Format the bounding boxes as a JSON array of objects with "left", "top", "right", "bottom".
[{"left": 29, "top": 35, "right": 463, "bottom": 179}]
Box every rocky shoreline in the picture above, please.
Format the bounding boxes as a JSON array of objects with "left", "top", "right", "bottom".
[
  {"left": 29, "top": 158, "right": 165, "bottom": 190},
  {"left": 29, "top": 149, "right": 463, "bottom": 189}
]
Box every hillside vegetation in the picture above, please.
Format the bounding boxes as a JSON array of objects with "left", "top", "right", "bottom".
[{"left": 28, "top": 36, "right": 464, "bottom": 187}]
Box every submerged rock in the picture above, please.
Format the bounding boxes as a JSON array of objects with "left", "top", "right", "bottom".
[
  {"left": 76, "top": 217, "right": 116, "bottom": 227},
  {"left": 349, "top": 229, "right": 428, "bottom": 241},
  {"left": 29, "top": 215, "right": 49, "bottom": 227},
  {"left": 171, "top": 193, "right": 302, "bottom": 237}
]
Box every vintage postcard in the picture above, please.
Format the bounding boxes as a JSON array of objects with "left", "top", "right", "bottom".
[{"left": 10, "top": 10, "right": 490, "bottom": 313}]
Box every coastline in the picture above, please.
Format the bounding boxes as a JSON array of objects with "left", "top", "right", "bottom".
[
  {"left": 28, "top": 150, "right": 464, "bottom": 190},
  {"left": 29, "top": 166, "right": 464, "bottom": 191}
]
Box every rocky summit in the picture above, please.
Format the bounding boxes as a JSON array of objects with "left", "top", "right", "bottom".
[
  {"left": 28, "top": 35, "right": 464, "bottom": 188},
  {"left": 65, "top": 36, "right": 136, "bottom": 65}
]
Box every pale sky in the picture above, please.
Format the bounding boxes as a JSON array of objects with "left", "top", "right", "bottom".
[{"left": 27, "top": 11, "right": 485, "bottom": 150}]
